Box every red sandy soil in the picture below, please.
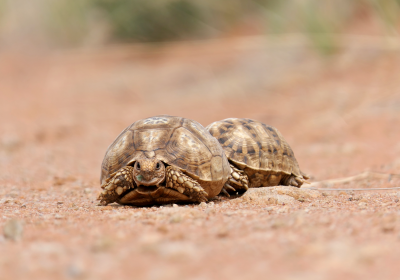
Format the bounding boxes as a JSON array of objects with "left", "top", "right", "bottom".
[{"left": 1, "top": 36, "right": 400, "bottom": 280}]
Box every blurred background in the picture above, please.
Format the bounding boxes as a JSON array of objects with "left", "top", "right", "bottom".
[
  {"left": 1, "top": 1, "right": 400, "bottom": 279},
  {"left": 1, "top": 0, "right": 400, "bottom": 50}
]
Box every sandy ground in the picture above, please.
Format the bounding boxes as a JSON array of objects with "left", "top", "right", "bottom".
[{"left": 1, "top": 36, "right": 400, "bottom": 279}]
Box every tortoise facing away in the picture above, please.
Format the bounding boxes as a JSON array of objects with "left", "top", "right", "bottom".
[
  {"left": 98, "top": 115, "right": 230, "bottom": 206},
  {"left": 206, "top": 118, "right": 309, "bottom": 196}
]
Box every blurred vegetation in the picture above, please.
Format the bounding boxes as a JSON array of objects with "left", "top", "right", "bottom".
[
  {"left": 94, "top": 0, "right": 204, "bottom": 42},
  {"left": 369, "top": 0, "right": 400, "bottom": 34},
  {"left": 46, "top": 1, "right": 97, "bottom": 45},
  {"left": 0, "top": 1, "right": 5, "bottom": 20},
  {"left": 0, "top": 0, "right": 399, "bottom": 52}
]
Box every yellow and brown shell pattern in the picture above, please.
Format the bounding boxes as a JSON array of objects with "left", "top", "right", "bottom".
[
  {"left": 101, "top": 115, "right": 230, "bottom": 199},
  {"left": 207, "top": 118, "right": 309, "bottom": 188}
]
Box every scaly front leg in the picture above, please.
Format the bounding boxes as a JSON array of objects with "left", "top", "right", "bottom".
[
  {"left": 220, "top": 164, "right": 249, "bottom": 196},
  {"left": 98, "top": 166, "right": 135, "bottom": 206},
  {"left": 165, "top": 166, "right": 208, "bottom": 203}
]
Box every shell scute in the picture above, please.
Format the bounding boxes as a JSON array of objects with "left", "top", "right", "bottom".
[
  {"left": 166, "top": 127, "right": 211, "bottom": 166},
  {"left": 182, "top": 119, "right": 222, "bottom": 157},
  {"left": 132, "top": 115, "right": 182, "bottom": 130},
  {"left": 134, "top": 128, "right": 172, "bottom": 151}
]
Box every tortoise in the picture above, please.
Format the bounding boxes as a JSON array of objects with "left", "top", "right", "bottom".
[
  {"left": 206, "top": 118, "right": 309, "bottom": 195},
  {"left": 98, "top": 115, "right": 230, "bottom": 206}
]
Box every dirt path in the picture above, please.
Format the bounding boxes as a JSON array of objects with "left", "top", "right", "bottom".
[{"left": 1, "top": 37, "right": 400, "bottom": 279}]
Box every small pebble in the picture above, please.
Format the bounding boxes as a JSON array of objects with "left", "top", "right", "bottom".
[
  {"left": 92, "top": 236, "right": 114, "bottom": 252},
  {"left": 66, "top": 264, "right": 84, "bottom": 278},
  {"left": 170, "top": 215, "right": 182, "bottom": 223},
  {"left": 199, "top": 202, "right": 207, "bottom": 208},
  {"left": 264, "top": 207, "right": 273, "bottom": 212},
  {"left": 3, "top": 219, "right": 23, "bottom": 241},
  {"left": 205, "top": 208, "right": 215, "bottom": 214},
  {"left": 173, "top": 204, "right": 179, "bottom": 208},
  {"left": 358, "top": 202, "right": 367, "bottom": 209},
  {"left": 84, "top": 188, "right": 92, "bottom": 194}
]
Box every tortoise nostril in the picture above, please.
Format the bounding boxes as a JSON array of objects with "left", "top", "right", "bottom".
[{"left": 136, "top": 162, "right": 141, "bottom": 170}]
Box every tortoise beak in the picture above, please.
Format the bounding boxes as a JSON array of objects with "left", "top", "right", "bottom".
[
  {"left": 136, "top": 185, "right": 159, "bottom": 194},
  {"left": 137, "top": 177, "right": 163, "bottom": 186}
]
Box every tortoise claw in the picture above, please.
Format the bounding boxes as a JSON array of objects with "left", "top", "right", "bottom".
[
  {"left": 220, "top": 188, "right": 230, "bottom": 197},
  {"left": 225, "top": 183, "right": 236, "bottom": 192},
  {"left": 223, "top": 164, "right": 249, "bottom": 193}
]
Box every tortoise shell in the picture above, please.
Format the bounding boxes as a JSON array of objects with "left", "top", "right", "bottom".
[
  {"left": 101, "top": 115, "right": 230, "bottom": 198},
  {"left": 207, "top": 118, "right": 307, "bottom": 188}
]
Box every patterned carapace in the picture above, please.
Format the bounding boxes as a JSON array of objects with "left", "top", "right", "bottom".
[
  {"left": 207, "top": 118, "right": 308, "bottom": 189},
  {"left": 100, "top": 115, "right": 230, "bottom": 204}
]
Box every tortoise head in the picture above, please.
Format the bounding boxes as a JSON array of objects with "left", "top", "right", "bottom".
[{"left": 132, "top": 158, "right": 166, "bottom": 187}]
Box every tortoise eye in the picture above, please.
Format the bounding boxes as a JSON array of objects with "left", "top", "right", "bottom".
[
  {"left": 136, "top": 162, "right": 141, "bottom": 170},
  {"left": 156, "top": 162, "right": 161, "bottom": 169}
]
